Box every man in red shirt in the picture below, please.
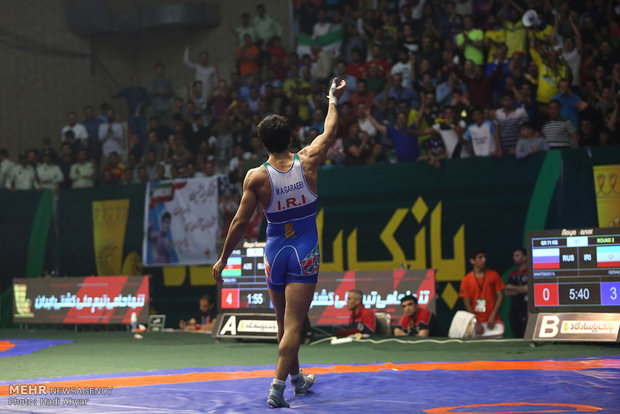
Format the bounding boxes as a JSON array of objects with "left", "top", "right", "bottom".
[
  {"left": 348, "top": 79, "right": 375, "bottom": 109},
  {"left": 346, "top": 289, "right": 376, "bottom": 334},
  {"left": 394, "top": 295, "right": 431, "bottom": 337},
  {"left": 459, "top": 248, "right": 505, "bottom": 335},
  {"left": 363, "top": 44, "right": 391, "bottom": 76}
]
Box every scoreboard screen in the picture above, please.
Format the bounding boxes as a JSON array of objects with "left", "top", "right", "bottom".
[
  {"left": 219, "top": 242, "right": 272, "bottom": 311},
  {"left": 528, "top": 228, "right": 620, "bottom": 312}
]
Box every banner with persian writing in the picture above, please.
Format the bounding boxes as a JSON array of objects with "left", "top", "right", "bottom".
[
  {"left": 13, "top": 276, "right": 149, "bottom": 324},
  {"left": 143, "top": 177, "right": 219, "bottom": 266}
]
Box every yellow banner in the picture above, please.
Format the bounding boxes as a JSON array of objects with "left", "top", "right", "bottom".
[
  {"left": 593, "top": 165, "right": 620, "bottom": 228},
  {"left": 92, "top": 199, "right": 130, "bottom": 275}
]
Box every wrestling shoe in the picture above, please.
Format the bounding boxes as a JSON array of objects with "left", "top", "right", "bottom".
[
  {"left": 291, "top": 371, "right": 316, "bottom": 396},
  {"left": 267, "top": 382, "right": 290, "bottom": 408}
]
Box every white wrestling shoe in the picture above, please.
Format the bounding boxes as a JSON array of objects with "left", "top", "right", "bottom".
[
  {"left": 291, "top": 371, "right": 316, "bottom": 396},
  {"left": 267, "top": 382, "right": 290, "bottom": 408}
]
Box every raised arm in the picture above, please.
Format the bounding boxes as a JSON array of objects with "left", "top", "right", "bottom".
[
  {"left": 365, "top": 108, "right": 387, "bottom": 136},
  {"left": 183, "top": 46, "right": 198, "bottom": 70},
  {"left": 569, "top": 13, "right": 583, "bottom": 53},
  {"left": 298, "top": 78, "right": 346, "bottom": 166},
  {"left": 212, "top": 169, "right": 259, "bottom": 283}
]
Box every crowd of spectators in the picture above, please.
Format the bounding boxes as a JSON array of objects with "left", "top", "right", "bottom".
[{"left": 2, "top": 0, "right": 619, "bottom": 194}]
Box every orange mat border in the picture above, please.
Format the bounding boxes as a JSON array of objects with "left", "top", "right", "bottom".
[{"left": 2, "top": 359, "right": 619, "bottom": 397}]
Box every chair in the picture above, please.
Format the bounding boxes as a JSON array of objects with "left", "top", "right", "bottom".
[{"left": 374, "top": 312, "right": 392, "bottom": 335}]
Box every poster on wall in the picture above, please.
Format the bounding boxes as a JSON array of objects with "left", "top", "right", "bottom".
[{"left": 143, "top": 177, "right": 219, "bottom": 267}]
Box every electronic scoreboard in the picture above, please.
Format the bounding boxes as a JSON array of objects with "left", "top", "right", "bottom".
[
  {"left": 525, "top": 228, "right": 620, "bottom": 342},
  {"left": 529, "top": 228, "right": 620, "bottom": 312},
  {"left": 219, "top": 241, "right": 271, "bottom": 311}
]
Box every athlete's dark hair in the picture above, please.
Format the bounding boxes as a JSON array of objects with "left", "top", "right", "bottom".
[
  {"left": 257, "top": 114, "right": 291, "bottom": 153},
  {"left": 514, "top": 247, "right": 526, "bottom": 255},
  {"left": 162, "top": 212, "right": 171, "bottom": 222},
  {"left": 400, "top": 295, "right": 418, "bottom": 304},
  {"left": 469, "top": 247, "right": 486, "bottom": 260}
]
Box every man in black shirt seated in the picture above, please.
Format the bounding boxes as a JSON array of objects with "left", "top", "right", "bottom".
[{"left": 179, "top": 294, "right": 218, "bottom": 332}]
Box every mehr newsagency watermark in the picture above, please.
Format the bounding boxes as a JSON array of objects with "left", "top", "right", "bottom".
[{"left": 8, "top": 384, "right": 113, "bottom": 407}]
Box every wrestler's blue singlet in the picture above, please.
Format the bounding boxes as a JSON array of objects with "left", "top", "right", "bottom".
[{"left": 262, "top": 153, "right": 320, "bottom": 292}]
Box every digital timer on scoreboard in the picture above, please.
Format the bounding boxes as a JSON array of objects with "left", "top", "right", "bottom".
[{"left": 528, "top": 228, "right": 620, "bottom": 312}]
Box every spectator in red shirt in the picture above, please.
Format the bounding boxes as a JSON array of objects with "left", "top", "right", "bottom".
[
  {"left": 394, "top": 295, "right": 432, "bottom": 337},
  {"left": 346, "top": 289, "right": 376, "bottom": 334},
  {"left": 103, "top": 151, "right": 124, "bottom": 185},
  {"left": 459, "top": 247, "right": 505, "bottom": 336},
  {"left": 349, "top": 79, "right": 376, "bottom": 109},
  {"left": 454, "top": 60, "right": 504, "bottom": 109},
  {"left": 236, "top": 34, "right": 260, "bottom": 78},
  {"left": 264, "top": 36, "right": 288, "bottom": 80},
  {"left": 347, "top": 48, "right": 366, "bottom": 79},
  {"left": 364, "top": 44, "right": 391, "bottom": 77}
]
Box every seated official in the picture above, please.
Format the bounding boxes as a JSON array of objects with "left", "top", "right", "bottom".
[
  {"left": 179, "top": 294, "right": 217, "bottom": 332},
  {"left": 393, "top": 295, "right": 440, "bottom": 337},
  {"left": 345, "top": 289, "right": 376, "bottom": 335}
]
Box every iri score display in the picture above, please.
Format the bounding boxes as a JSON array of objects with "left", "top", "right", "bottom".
[{"left": 528, "top": 228, "right": 620, "bottom": 311}]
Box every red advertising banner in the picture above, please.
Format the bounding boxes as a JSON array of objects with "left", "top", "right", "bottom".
[
  {"left": 13, "top": 276, "right": 149, "bottom": 324},
  {"left": 308, "top": 269, "right": 436, "bottom": 325}
]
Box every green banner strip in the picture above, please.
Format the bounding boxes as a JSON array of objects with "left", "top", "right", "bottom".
[
  {"left": 522, "top": 151, "right": 562, "bottom": 247},
  {"left": 298, "top": 29, "right": 343, "bottom": 47},
  {"left": 25, "top": 190, "right": 53, "bottom": 277}
]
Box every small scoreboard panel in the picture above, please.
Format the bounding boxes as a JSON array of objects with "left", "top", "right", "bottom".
[
  {"left": 219, "top": 242, "right": 272, "bottom": 312},
  {"left": 528, "top": 228, "right": 620, "bottom": 312}
]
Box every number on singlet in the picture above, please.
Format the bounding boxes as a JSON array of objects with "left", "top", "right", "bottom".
[{"left": 543, "top": 288, "right": 550, "bottom": 301}]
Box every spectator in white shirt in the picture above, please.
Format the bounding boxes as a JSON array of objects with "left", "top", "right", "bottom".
[
  {"left": 251, "top": 3, "right": 282, "bottom": 44},
  {"left": 5, "top": 152, "right": 39, "bottom": 190},
  {"left": 61, "top": 112, "right": 88, "bottom": 146},
  {"left": 0, "top": 148, "right": 16, "bottom": 188},
  {"left": 235, "top": 12, "right": 257, "bottom": 46},
  {"left": 98, "top": 108, "right": 124, "bottom": 160},
  {"left": 70, "top": 149, "right": 95, "bottom": 188},
  {"left": 36, "top": 150, "right": 64, "bottom": 191},
  {"left": 183, "top": 45, "right": 219, "bottom": 101},
  {"left": 463, "top": 107, "right": 500, "bottom": 157},
  {"left": 312, "top": 10, "right": 331, "bottom": 38},
  {"left": 390, "top": 48, "right": 415, "bottom": 87}
]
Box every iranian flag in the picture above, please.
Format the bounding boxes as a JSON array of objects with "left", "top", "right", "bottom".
[
  {"left": 597, "top": 246, "right": 620, "bottom": 267},
  {"left": 297, "top": 28, "right": 343, "bottom": 58},
  {"left": 148, "top": 181, "right": 187, "bottom": 209}
]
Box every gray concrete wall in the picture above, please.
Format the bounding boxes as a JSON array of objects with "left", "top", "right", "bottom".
[{"left": 0, "top": 0, "right": 291, "bottom": 158}]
